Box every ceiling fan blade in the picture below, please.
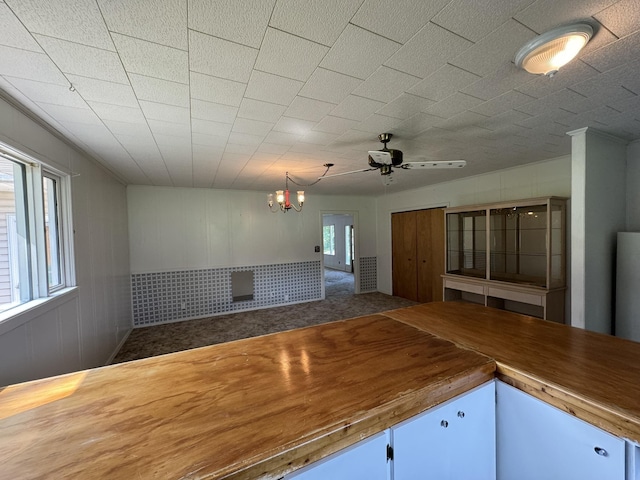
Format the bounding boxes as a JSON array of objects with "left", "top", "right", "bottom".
[
  {"left": 400, "top": 160, "right": 466, "bottom": 169},
  {"left": 368, "top": 150, "right": 392, "bottom": 165},
  {"left": 319, "top": 167, "right": 377, "bottom": 179}
]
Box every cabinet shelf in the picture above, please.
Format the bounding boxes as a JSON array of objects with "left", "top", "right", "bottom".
[{"left": 444, "top": 197, "right": 566, "bottom": 323}]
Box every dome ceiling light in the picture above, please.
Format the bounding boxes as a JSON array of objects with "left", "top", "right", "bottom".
[{"left": 515, "top": 23, "right": 593, "bottom": 77}]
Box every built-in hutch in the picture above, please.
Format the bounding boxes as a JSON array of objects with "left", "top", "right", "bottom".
[{"left": 443, "top": 197, "right": 566, "bottom": 322}]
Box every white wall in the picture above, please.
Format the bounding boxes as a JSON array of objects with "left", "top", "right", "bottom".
[
  {"left": 128, "top": 186, "right": 377, "bottom": 273},
  {"left": 627, "top": 140, "right": 640, "bottom": 231},
  {"left": 0, "top": 97, "right": 130, "bottom": 387},
  {"left": 570, "top": 128, "right": 627, "bottom": 334},
  {"left": 375, "top": 156, "right": 572, "bottom": 295}
]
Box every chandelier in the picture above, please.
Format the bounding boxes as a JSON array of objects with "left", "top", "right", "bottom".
[
  {"left": 268, "top": 172, "right": 304, "bottom": 213},
  {"left": 267, "top": 164, "right": 333, "bottom": 213}
]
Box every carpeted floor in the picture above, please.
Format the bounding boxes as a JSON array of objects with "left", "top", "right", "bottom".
[
  {"left": 112, "top": 269, "right": 416, "bottom": 364},
  {"left": 324, "top": 267, "right": 355, "bottom": 296}
]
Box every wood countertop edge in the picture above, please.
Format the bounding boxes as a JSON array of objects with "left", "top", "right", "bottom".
[
  {"left": 495, "top": 363, "right": 640, "bottom": 444},
  {"left": 217, "top": 361, "right": 496, "bottom": 480},
  {"left": 386, "top": 312, "right": 640, "bottom": 445}
]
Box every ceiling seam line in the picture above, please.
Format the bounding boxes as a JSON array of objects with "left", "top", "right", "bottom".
[
  {"left": 346, "top": 22, "right": 404, "bottom": 46},
  {"left": 187, "top": 27, "right": 260, "bottom": 52},
  {"left": 92, "top": 0, "right": 155, "bottom": 185}
]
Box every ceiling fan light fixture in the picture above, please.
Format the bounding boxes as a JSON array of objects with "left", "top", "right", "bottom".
[{"left": 515, "top": 23, "right": 593, "bottom": 77}]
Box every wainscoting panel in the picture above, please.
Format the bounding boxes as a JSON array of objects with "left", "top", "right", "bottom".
[
  {"left": 131, "top": 261, "right": 322, "bottom": 327},
  {"left": 360, "top": 256, "right": 377, "bottom": 292}
]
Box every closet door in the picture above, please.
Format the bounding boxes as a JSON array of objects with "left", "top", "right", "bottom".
[
  {"left": 392, "top": 211, "right": 418, "bottom": 301},
  {"left": 417, "top": 209, "right": 445, "bottom": 302}
]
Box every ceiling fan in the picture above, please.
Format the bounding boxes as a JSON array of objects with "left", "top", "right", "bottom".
[{"left": 322, "top": 133, "right": 466, "bottom": 185}]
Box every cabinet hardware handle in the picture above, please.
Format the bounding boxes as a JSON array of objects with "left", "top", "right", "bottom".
[
  {"left": 594, "top": 447, "right": 608, "bottom": 457},
  {"left": 440, "top": 420, "right": 448, "bottom": 428},
  {"left": 457, "top": 411, "right": 465, "bottom": 418}
]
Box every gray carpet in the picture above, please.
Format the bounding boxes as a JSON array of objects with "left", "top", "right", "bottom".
[
  {"left": 112, "top": 270, "right": 417, "bottom": 364},
  {"left": 324, "top": 268, "right": 354, "bottom": 296}
]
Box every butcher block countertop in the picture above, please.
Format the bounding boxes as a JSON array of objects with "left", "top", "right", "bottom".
[
  {"left": 0, "top": 313, "right": 495, "bottom": 480},
  {"left": 3, "top": 302, "right": 640, "bottom": 479},
  {"left": 385, "top": 302, "right": 640, "bottom": 443}
]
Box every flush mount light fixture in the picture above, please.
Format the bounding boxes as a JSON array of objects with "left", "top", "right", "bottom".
[{"left": 515, "top": 23, "right": 593, "bottom": 77}]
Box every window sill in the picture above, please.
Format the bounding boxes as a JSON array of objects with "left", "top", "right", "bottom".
[{"left": 0, "top": 287, "right": 79, "bottom": 336}]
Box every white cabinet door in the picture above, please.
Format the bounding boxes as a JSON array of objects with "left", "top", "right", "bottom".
[
  {"left": 496, "top": 381, "right": 625, "bottom": 480},
  {"left": 392, "top": 381, "right": 496, "bottom": 480},
  {"left": 285, "top": 431, "right": 390, "bottom": 480},
  {"left": 627, "top": 440, "right": 640, "bottom": 480}
]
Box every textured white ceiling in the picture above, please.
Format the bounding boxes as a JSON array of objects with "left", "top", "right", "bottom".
[{"left": 0, "top": 0, "right": 638, "bottom": 195}]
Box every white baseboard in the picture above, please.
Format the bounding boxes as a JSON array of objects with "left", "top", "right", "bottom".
[{"left": 105, "top": 328, "right": 132, "bottom": 365}]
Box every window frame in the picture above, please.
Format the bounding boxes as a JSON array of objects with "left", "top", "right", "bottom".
[
  {"left": 0, "top": 143, "right": 75, "bottom": 317},
  {"left": 345, "top": 224, "right": 352, "bottom": 266},
  {"left": 41, "top": 171, "right": 66, "bottom": 293}
]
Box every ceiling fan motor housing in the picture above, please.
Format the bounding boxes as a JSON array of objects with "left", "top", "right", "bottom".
[
  {"left": 388, "top": 149, "right": 403, "bottom": 166},
  {"left": 372, "top": 133, "right": 403, "bottom": 167},
  {"left": 380, "top": 164, "right": 393, "bottom": 175}
]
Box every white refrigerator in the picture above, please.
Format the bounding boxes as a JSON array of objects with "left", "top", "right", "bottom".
[{"left": 616, "top": 232, "right": 640, "bottom": 342}]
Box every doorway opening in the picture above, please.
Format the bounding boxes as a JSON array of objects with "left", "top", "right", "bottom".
[{"left": 322, "top": 213, "right": 356, "bottom": 297}]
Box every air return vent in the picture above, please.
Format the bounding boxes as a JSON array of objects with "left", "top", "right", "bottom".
[{"left": 231, "top": 271, "right": 254, "bottom": 302}]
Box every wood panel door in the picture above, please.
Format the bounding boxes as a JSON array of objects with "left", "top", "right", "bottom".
[
  {"left": 417, "top": 208, "right": 445, "bottom": 303},
  {"left": 392, "top": 211, "right": 418, "bottom": 301},
  {"left": 392, "top": 208, "right": 445, "bottom": 303}
]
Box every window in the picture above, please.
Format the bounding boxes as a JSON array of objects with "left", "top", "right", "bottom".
[
  {"left": 0, "top": 144, "right": 73, "bottom": 315},
  {"left": 0, "top": 157, "right": 29, "bottom": 311},
  {"left": 345, "top": 225, "right": 352, "bottom": 266},
  {"left": 323, "top": 225, "right": 335, "bottom": 255},
  {"left": 42, "top": 173, "right": 63, "bottom": 291}
]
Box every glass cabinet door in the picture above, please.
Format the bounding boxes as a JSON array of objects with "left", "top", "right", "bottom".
[
  {"left": 549, "top": 201, "right": 565, "bottom": 288},
  {"left": 446, "top": 210, "right": 486, "bottom": 278},
  {"left": 489, "top": 205, "right": 547, "bottom": 287}
]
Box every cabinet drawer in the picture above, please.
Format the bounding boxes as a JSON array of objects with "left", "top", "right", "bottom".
[
  {"left": 444, "top": 278, "right": 485, "bottom": 295},
  {"left": 487, "top": 286, "right": 543, "bottom": 306}
]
